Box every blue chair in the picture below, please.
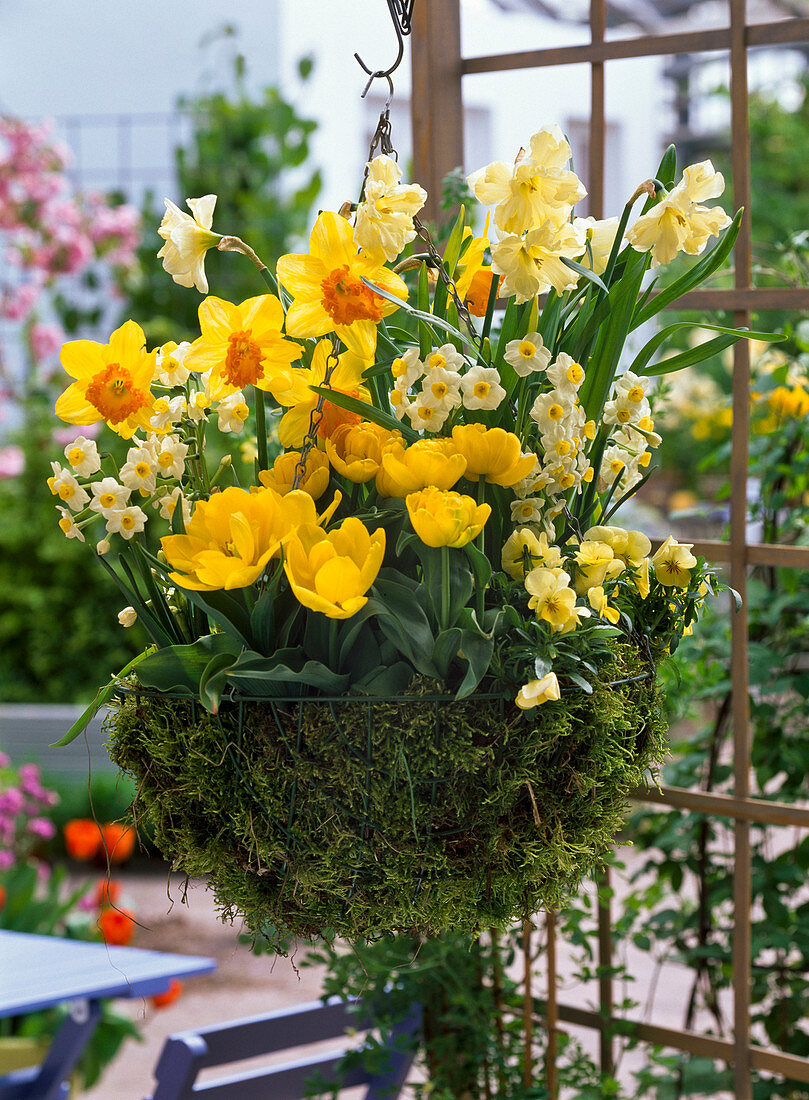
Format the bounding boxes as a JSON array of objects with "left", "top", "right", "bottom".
[{"left": 146, "top": 996, "right": 419, "bottom": 1099}]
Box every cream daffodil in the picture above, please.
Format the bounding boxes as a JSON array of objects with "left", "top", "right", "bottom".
[
  {"left": 276, "top": 210, "right": 408, "bottom": 359},
  {"left": 184, "top": 294, "right": 301, "bottom": 401},
  {"left": 157, "top": 195, "right": 221, "bottom": 294},
  {"left": 354, "top": 154, "right": 427, "bottom": 263},
  {"left": 573, "top": 216, "right": 621, "bottom": 275},
  {"left": 491, "top": 219, "right": 587, "bottom": 302}
]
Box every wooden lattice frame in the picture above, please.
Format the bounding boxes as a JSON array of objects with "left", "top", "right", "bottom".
[{"left": 410, "top": 3, "right": 809, "bottom": 1096}]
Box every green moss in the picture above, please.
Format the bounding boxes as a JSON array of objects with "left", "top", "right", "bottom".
[{"left": 107, "top": 645, "right": 666, "bottom": 948}]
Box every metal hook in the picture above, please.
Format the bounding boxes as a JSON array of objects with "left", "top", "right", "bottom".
[{"left": 354, "top": 0, "right": 413, "bottom": 98}]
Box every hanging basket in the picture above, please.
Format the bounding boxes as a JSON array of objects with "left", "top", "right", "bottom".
[{"left": 107, "top": 643, "right": 665, "bottom": 946}]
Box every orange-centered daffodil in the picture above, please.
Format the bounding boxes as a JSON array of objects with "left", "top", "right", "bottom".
[
  {"left": 184, "top": 294, "right": 301, "bottom": 400},
  {"left": 55, "top": 320, "right": 157, "bottom": 440},
  {"left": 276, "top": 210, "right": 408, "bottom": 359}
]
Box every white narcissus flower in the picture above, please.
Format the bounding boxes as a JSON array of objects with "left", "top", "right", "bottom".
[
  {"left": 47, "top": 462, "right": 90, "bottom": 511},
  {"left": 63, "top": 436, "right": 101, "bottom": 477},
  {"left": 424, "top": 345, "right": 466, "bottom": 374},
  {"left": 57, "top": 507, "right": 85, "bottom": 542},
  {"left": 468, "top": 126, "right": 586, "bottom": 234},
  {"left": 155, "top": 341, "right": 192, "bottom": 388},
  {"left": 96, "top": 538, "right": 111, "bottom": 556},
  {"left": 419, "top": 365, "right": 462, "bottom": 413},
  {"left": 151, "top": 433, "right": 189, "bottom": 477},
  {"left": 510, "top": 497, "right": 544, "bottom": 525},
  {"left": 530, "top": 391, "right": 573, "bottom": 434},
  {"left": 460, "top": 365, "right": 506, "bottom": 411},
  {"left": 117, "top": 606, "right": 138, "bottom": 627},
  {"left": 217, "top": 391, "right": 250, "bottom": 434},
  {"left": 120, "top": 445, "right": 157, "bottom": 494},
  {"left": 626, "top": 161, "right": 732, "bottom": 267},
  {"left": 573, "top": 216, "right": 621, "bottom": 275},
  {"left": 157, "top": 195, "right": 221, "bottom": 293},
  {"left": 391, "top": 348, "right": 424, "bottom": 390},
  {"left": 354, "top": 154, "right": 427, "bottom": 263},
  {"left": 504, "top": 332, "right": 551, "bottom": 377},
  {"left": 546, "top": 353, "right": 585, "bottom": 394},
  {"left": 491, "top": 219, "right": 587, "bottom": 302},
  {"left": 155, "top": 486, "right": 192, "bottom": 525},
  {"left": 105, "top": 505, "right": 147, "bottom": 540},
  {"left": 389, "top": 386, "right": 412, "bottom": 422},
  {"left": 150, "top": 394, "right": 187, "bottom": 435},
  {"left": 515, "top": 672, "right": 561, "bottom": 710},
  {"left": 406, "top": 397, "right": 448, "bottom": 433},
  {"left": 89, "top": 477, "right": 131, "bottom": 517}
]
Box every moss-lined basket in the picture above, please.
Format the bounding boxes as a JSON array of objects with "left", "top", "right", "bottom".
[{"left": 107, "top": 650, "right": 666, "bottom": 947}]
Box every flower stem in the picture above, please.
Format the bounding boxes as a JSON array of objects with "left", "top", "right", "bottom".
[
  {"left": 254, "top": 389, "right": 269, "bottom": 473},
  {"left": 476, "top": 478, "right": 487, "bottom": 622},
  {"left": 440, "top": 546, "right": 451, "bottom": 633},
  {"left": 328, "top": 617, "right": 340, "bottom": 672}
]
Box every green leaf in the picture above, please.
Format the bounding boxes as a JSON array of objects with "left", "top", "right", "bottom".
[
  {"left": 631, "top": 321, "right": 784, "bottom": 377},
  {"left": 638, "top": 334, "right": 737, "bottom": 377},
  {"left": 225, "top": 649, "right": 351, "bottom": 695},
  {"left": 368, "top": 579, "right": 439, "bottom": 677},
  {"left": 455, "top": 630, "right": 495, "bottom": 699},
  {"left": 178, "top": 586, "right": 255, "bottom": 649},
  {"left": 309, "top": 385, "right": 418, "bottom": 442},
  {"left": 360, "top": 278, "right": 477, "bottom": 353},
  {"left": 432, "top": 627, "right": 463, "bottom": 680},
  {"left": 50, "top": 649, "right": 156, "bottom": 747},
  {"left": 462, "top": 540, "right": 493, "bottom": 595},
  {"left": 656, "top": 143, "right": 677, "bottom": 190},
  {"left": 200, "top": 651, "right": 238, "bottom": 714},
  {"left": 135, "top": 634, "right": 241, "bottom": 695},
  {"left": 560, "top": 256, "right": 609, "bottom": 294},
  {"left": 354, "top": 661, "right": 414, "bottom": 695}
]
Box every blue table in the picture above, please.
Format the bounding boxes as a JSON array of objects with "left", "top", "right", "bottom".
[{"left": 0, "top": 929, "right": 216, "bottom": 1100}]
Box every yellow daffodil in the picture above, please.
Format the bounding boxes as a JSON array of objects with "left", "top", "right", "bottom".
[
  {"left": 451, "top": 424, "right": 537, "bottom": 487},
  {"left": 324, "top": 420, "right": 402, "bottom": 484},
  {"left": 378, "top": 438, "right": 467, "bottom": 498},
  {"left": 406, "top": 487, "right": 491, "bottom": 549},
  {"left": 515, "top": 672, "right": 561, "bottom": 710},
  {"left": 258, "top": 449, "right": 330, "bottom": 499},
  {"left": 354, "top": 154, "right": 427, "bottom": 263},
  {"left": 491, "top": 219, "right": 587, "bottom": 303},
  {"left": 157, "top": 195, "right": 221, "bottom": 293},
  {"left": 264, "top": 339, "right": 372, "bottom": 448},
  {"left": 162, "top": 486, "right": 337, "bottom": 592},
  {"left": 284, "top": 517, "right": 385, "bottom": 619},
  {"left": 183, "top": 295, "right": 301, "bottom": 401},
  {"left": 626, "top": 161, "right": 732, "bottom": 267},
  {"left": 468, "top": 126, "right": 586, "bottom": 234},
  {"left": 587, "top": 585, "right": 621, "bottom": 625},
  {"left": 276, "top": 210, "right": 408, "bottom": 359},
  {"left": 55, "top": 320, "right": 157, "bottom": 439},
  {"left": 501, "top": 529, "right": 562, "bottom": 580},
  {"left": 454, "top": 218, "right": 499, "bottom": 316},
  {"left": 525, "top": 567, "right": 578, "bottom": 631},
  {"left": 652, "top": 536, "right": 697, "bottom": 587}
]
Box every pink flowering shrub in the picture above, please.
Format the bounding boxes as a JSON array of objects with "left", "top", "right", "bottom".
[{"left": 0, "top": 753, "right": 58, "bottom": 872}]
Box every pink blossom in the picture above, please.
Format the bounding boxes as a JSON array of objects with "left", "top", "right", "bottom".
[
  {"left": 27, "top": 817, "right": 56, "bottom": 840},
  {"left": 0, "top": 446, "right": 24, "bottom": 479},
  {"left": 2, "top": 282, "right": 39, "bottom": 321},
  {"left": 30, "top": 322, "right": 64, "bottom": 361},
  {"left": 0, "top": 752, "right": 10, "bottom": 768},
  {"left": 53, "top": 423, "right": 100, "bottom": 446},
  {"left": 0, "top": 850, "right": 13, "bottom": 870},
  {"left": 0, "top": 788, "right": 24, "bottom": 815}
]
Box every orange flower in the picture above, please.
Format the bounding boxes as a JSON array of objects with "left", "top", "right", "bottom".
[
  {"left": 64, "top": 819, "right": 102, "bottom": 861},
  {"left": 98, "top": 907, "right": 136, "bottom": 946},
  {"left": 94, "top": 879, "right": 122, "bottom": 910},
  {"left": 464, "top": 268, "right": 499, "bottom": 315},
  {"left": 101, "top": 823, "right": 136, "bottom": 864},
  {"left": 276, "top": 211, "right": 408, "bottom": 359},
  {"left": 0, "top": 885, "right": 6, "bottom": 913},
  {"left": 151, "top": 979, "right": 184, "bottom": 1009}
]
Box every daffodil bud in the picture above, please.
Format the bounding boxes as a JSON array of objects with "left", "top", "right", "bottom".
[{"left": 117, "top": 606, "right": 138, "bottom": 628}]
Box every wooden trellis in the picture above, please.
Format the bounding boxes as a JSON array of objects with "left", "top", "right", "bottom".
[{"left": 410, "top": 3, "right": 809, "bottom": 1097}]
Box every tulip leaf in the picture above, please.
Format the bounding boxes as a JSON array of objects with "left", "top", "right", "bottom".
[
  {"left": 50, "top": 649, "right": 155, "bottom": 748},
  {"left": 432, "top": 628, "right": 463, "bottom": 680},
  {"left": 200, "top": 652, "right": 239, "bottom": 714},
  {"left": 309, "top": 386, "right": 418, "bottom": 442},
  {"left": 455, "top": 630, "right": 495, "bottom": 699},
  {"left": 177, "top": 586, "right": 255, "bottom": 649},
  {"left": 368, "top": 581, "right": 439, "bottom": 678},
  {"left": 463, "top": 540, "right": 493, "bottom": 596},
  {"left": 225, "top": 649, "right": 351, "bottom": 696},
  {"left": 354, "top": 661, "right": 415, "bottom": 696},
  {"left": 134, "top": 634, "right": 242, "bottom": 695}
]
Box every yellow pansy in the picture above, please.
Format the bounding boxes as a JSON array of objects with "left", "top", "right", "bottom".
[
  {"left": 583, "top": 525, "right": 651, "bottom": 566},
  {"left": 264, "top": 339, "right": 372, "bottom": 449},
  {"left": 451, "top": 424, "right": 537, "bottom": 487},
  {"left": 501, "top": 529, "right": 562, "bottom": 581},
  {"left": 157, "top": 195, "right": 221, "bottom": 294},
  {"left": 276, "top": 210, "right": 408, "bottom": 360},
  {"left": 573, "top": 540, "right": 619, "bottom": 595},
  {"left": 284, "top": 517, "right": 385, "bottom": 619},
  {"left": 587, "top": 585, "right": 621, "bottom": 625},
  {"left": 55, "top": 320, "right": 157, "bottom": 440},
  {"left": 258, "top": 449, "right": 330, "bottom": 500},
  {"left": 378, "top": 438, "right": 467, "bottom": 498},
  {"left": 525, "top": 568, "right": 578, "bottom": 631},
  {"left": 161, "top": 486, "right": 337, "bottom": 592},
  {"left": 324, "top": 420, "right": 402, "bottom": 484},
  {"left": 652, "top": 536, "right": 697, "bottom": 587},
  {"left": 406, "top": 487, "right": 491, "bottom": 549},
  {"left": 515, "top": 672, "right": 561, "bottom": 710},
  {"left": 633, "top": 557, "right": 651, "bottom": 600},
  {"left": 184, "top": 294, "right": 301, "bottom": 401}
]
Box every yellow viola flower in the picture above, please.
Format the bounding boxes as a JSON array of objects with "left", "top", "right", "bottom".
[
  {"left": 184, "top": 295, "right": 301, "bottom": 401},
  {"left": 324, "top": 420, "right": 402, "bottom": 484},
  {"left": 258, "top": 449, "right": 330, "bottom": 500},
  {"left": 378, "top": 438, "right": 467, "bottom": 498},
  {"left": 525, "top": 567, "right": 578, "bottom": 631},
  {"left": 406, "top": 487, "right": 491, "bottom": 549},
  {"left": 652, "top": 536, "right": 697, "bottom": 587},
  {"left": 583, "top": 525, "right": 651, "bottom": 566},
  {"left": 491, "top": 219, "right": 587, "bottom": 303},
  {"left": 157, "top": 195, "right": 221, "bottom": 293},
  {"left": 626, "top": 160, "right": 732, "bottom": 267},
  {"left": 633, "top": 557, "right": 651, "bottom": 600},
  {"left": 354, "top": 154, "right": 427, "bottom": 263},
  {"left": 468, "top": 126, "right": 586, "bottom": 234},
  {"left": 55, "top": 320, "right": 157, "bottom": 440},
  {"left": 162, "top": 486, "right": 334, "bottom": 592},
  {"left": 515, "top": 672, "right": 561, "bottom": 710},
  {"left": 284, "top": 517, "right": 386, "bottom": 619},
  {"left": 451, "top": 424, "right": 537, "bottom": 487},
  {"left": 587, "top": 585, "right": 621, "bottom": 625},
  {"left": 573, "top": 540, "right": 617, "bottom": 595},
  {"left": 264, "top": 339, "right": 372, "bottom": 449},
  {"left": 276, "top": 210, "right": 408, "bottom": 360},
  {"left": 501, "top": 529, "right": 562, "bottom": 581}
]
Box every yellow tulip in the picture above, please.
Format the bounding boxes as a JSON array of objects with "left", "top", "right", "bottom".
[
  {"left": 162, "top": 486, "right": 338, "bottom": 592},
  {"left": 283, "top": 517, "right": 386, "bottom": 619},
  {"left": 378, "top": 438, "right": 467, "bottom": 498},
  {"left": 324, "top": 420, "right": 402, "bottom": 484},
  {"left": 515, "top": 672, "right": 561, "bottom": 710},
  {"left": 451, "top": 424, "right": 537, "bottom": 487},
  {"left": 258, "top": 449, "right": 330, "bottom": 499},
  {"left": 406, "top": 487, "right": 490, "bottom": 549}
]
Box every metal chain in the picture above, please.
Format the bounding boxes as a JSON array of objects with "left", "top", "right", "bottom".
[
  {"left": 291, "top": 336, "right": 341, "bottom": 491},
  {"left": 412, "top": 214, "right": 483, "bottom": 350}
]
